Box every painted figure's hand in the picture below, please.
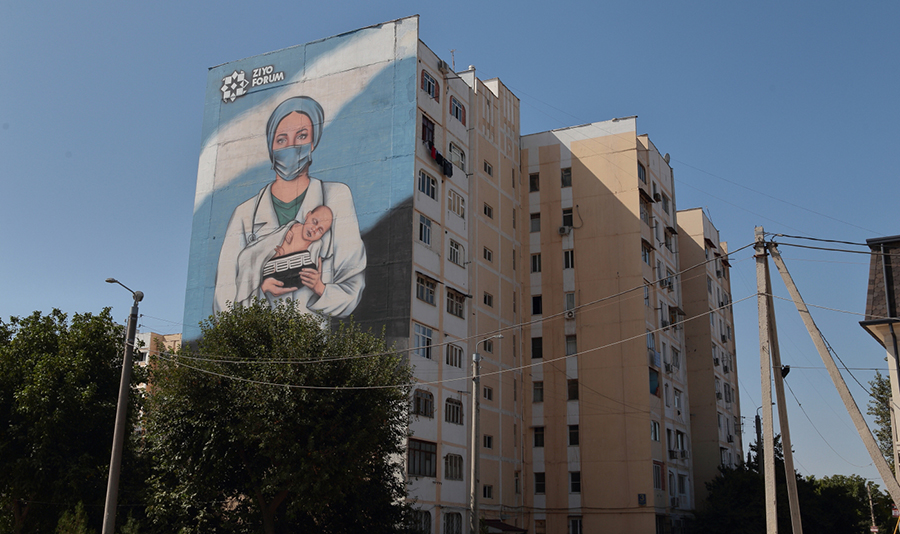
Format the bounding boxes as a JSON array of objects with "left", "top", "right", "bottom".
[
  {"left": 261, "top": 277, "right": 298, "bottom": 296},
  {"left": 300, "top": 258, "right": 325, "bottom": 296}
]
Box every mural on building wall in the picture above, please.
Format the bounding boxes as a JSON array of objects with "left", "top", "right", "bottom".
[{"left": 183, "top": 18, "right": 419, "bottom": 342}]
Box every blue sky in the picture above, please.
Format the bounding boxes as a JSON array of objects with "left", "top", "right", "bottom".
[{"left": 2, "top": 1, "right": 897, "bottom": 487}]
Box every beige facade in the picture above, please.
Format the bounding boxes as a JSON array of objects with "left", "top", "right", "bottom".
[
  {"left": 135, "top": 331, "right": 182, "bottom": 367},
  {"left": 407, "top": 40, "right": 525, "bottom": 533},
  {"left": 677, "top": 208, "right": 742, "bottom": 503},
  {"left": 520, "top": 120, "right": 692, "bottom": 534}
]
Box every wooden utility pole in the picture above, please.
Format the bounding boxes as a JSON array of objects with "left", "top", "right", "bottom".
[
  {"left": 768, "top": 240, "right": 900, "bottom": 506},
  {"left": 755, "top": 227, "right": 779, "bottom": 533}
]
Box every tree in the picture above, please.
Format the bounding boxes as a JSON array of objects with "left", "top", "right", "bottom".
[
  {"left": 0, "top": 309, "right": 145, "bottom": 534},
  {"left": 868, "top": 371, "right": 894, "bottom": 473},
  {"left": 143, "top": 302, "right": 414, "bottom": 534}
]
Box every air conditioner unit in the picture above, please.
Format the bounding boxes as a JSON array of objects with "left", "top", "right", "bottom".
[
  {"left": 723, "top": 365, "right": 730, "bottom": 374},
  {"left": 668, "top": 450, "right": 678, "bottom": 460},
  {"left": 564, "top": 309, "right": 576, "bottom": 320},
  {"left": 716, "top": 392, "right": 723, "bottom": 400},
  {"left": 664, "top": 362, "right": 673, "bottom": 373},
  {"left": 680, "top": 450, "right": 688, "bottom": 459},
  {"left": 727, "top": 434, "right": 734, "bottom": 443},
  {"left": 714, "top": 357, "right": 720, "bottom": 366},
  {"left": 716, "top": 269, "right": 722, "bottom": 278},
  {"left": 558, "top": 226, "right": 571, "bottom": 235},
  {"left": 719, "top": 300, "right": 725, "bottom": 307},
  {"left": 667, "top": 283, "right": 674, "bottom": 292},
  {"left": 721, "top": 334, "right": 728, "bottom": 343},
  {"left": 659, "top": 279, "right": 668, "bottom": 288},
  {"left": 662, "top": 320, "right": 670, "bottom": 328},
  {"left": 654, "top": 192, "right": 662, "bottom": 202},
  {"left": 437, "top": 60, "right": 450, "bottom": 73}
]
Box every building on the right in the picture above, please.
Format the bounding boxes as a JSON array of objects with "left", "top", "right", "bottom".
[{"left": 676, "top": 208, "right": 742, "bottom": 503}]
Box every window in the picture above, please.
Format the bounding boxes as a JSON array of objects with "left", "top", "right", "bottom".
[
  {"left": 413, "top": 389, "right": 434, "bottom": 417},
  {"left": 662, "top": 194, "right": 670, "bottom": 214},
  {"left": 650, "top": 368, "right": 661, "bottom": 396},
  {"left": 531, "top": 253, "right": 542, "bottom": 273},
  {"left": 665, "top": 383, "right": 671, "bottom": 406},
  {"left": 483, "top": 203, "right": 493, "bottom": 219},
  {"left": 534, "top": 426, "right": 545, "bottom": 447},
  {"left": 483, "top": 292, "right": 493, "bottom": 308},
  {"left": 678, "top": 474, "right": 688, "bottom": 495},
  {"left": 568, "top": 516, "right": 583, "bottom": 534},
  {"left": 647, "top": 331, "right": 656, "bottom": 351},
  {"left": 535, "top": 472, "right": 546, "bottom": 494},
  {"left": 671, "top": 348, "right": 681, "bottom": 370},
  {"left": 669, "top": 471, "right": 676, "bottom": 497},
  {"left": 567, "top": 379, "right": 579, "bottom": 400},
  {"left": 530, "top": 213, "right": 541, "bottom": 233},
  {"left": 448, "top": 240, "right": 464, "bottom": 266},
  {"left": 666, "top": 269, "right": 675, "bottom": 289},
  {"left": 483, "top": 386, "right": 493, "bottom": 401},
  {"left": 535, "top": 520, "right": 546, "bottom": 534},
  {"left": 532, "top": 337, "right": 543, "bottom": 359},
  {"left": 515, "top": 471, "right": 521, "bottom": 494},
  {"left": 653, "top": 462, "right": 664, "bottom": 490},
  {"left": 418, "top": 214, "right": 432, "bottom": 245},
  {"left": 444, "top": 511, "right": 463, "bottom": 534},
  {"left": 483, "top": 247, "right": 493, "bottom": 262},
  {"left": 446, "top": 343, "right": 463, "bottom": 367},
  {"left": 414, "top": 510, "right": 432, "bottom": 534},
  {"left": 408, "top": 439, "right": 436, "bottom": 477},
  {"left": 421, "top": 70, "right": 439, "bottom": 101},
  {"left": 674, "top": 389, "right": 682, "bottom": 410},
  {"left": 416, "top": 275, "right": 436, "bottom": 305},
  {"left": 483, "top": 339, "right": 493, "bottom": 353},
  {"left": 532, "top": 295, "right": 543, "bottom": 315},
  {"left": 569, "top": 424, "right": 580, "bottom": 446},
  {"left": 512, "top": 208, "right": 516, "bottom": 229},
  {"left": 562, "top": 208, "right": 573, "bottom": 227},
  {"left": 483, "top": 485, "right": 493, "bottom": 499},
  {"left": 707, "top": 276, "right": 712, "bottom": 293},
  {"left": 421, "top": 114, "right": 435, "bottom": 145},
  {"left": 445, "top": 398, "right": 463, "bottom": 425},
  {"left": 564, "top": 249, "right": 574, "bottom": 269},
  {"left": 449, "top": 143, "right": 465, "bottom": 171},
  {"left": 414, "top": 323, "right": 433, "bottom": 359},
  {"left": 450, "top": 96, "right": 465, "bottom": 125},
  {"left": 418, "top": 170, "right": 436, "bottom": 200},
  {"left": 447, "top": 290, "right": 465, "bottom": 318},
  {"left": 644, "top": 285, "right": 650, "bottom": 306},
  {"left": 533, "top": 381, "right": 544, "bottom": 402},
  {"left": 448, "top": 190, "right": 465, "bottom": 218},
  {"left": 483, "top": 160, "right": 493, "bottom": 176},
  {"left": 565, "top": 335, "right": 577, "bottom": 356},
  {"left": 642, "top": 242, "right": 652, "bottom": 265},
  {"left": 664, "top": 231, "right": 673, "bottom": 251},
  {"left": 638, "top": 162, "right": 647, "bottom": 183},
  {"left": 561, "top": 167, "right": 572, "bottom": 188},
  {"left": 529, "top": 172, "right": 540, "bottom": 192},
  {"left": 570, "top": 472, "right": 581, "bottom": 493},
  {"left": 651, "top": 420, "right": 660, "bottom": 441},
  {"left": 483, "top": 435, "right": 493, "bottom": 448},
  {"left": 640, "top": 199, "right": 650, "bottom": 225},
  {"left": 565, "top": 293, "right": 576, "bottom": 311}
]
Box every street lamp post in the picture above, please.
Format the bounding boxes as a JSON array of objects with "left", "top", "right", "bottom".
[
  {"left": 102, "top": 278, "right": 143, "bottom": 534},
  {"left": 471, "top": 334, "right": 502, "bottom": 534}
]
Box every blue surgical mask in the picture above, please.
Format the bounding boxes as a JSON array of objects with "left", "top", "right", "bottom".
[{"left": 272, "top": 144, "right": 312, "bottom": 181}]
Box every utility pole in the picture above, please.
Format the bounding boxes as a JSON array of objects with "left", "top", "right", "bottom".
[
  {"left": 768, "top": 240, "right": 900, "bottom": 505},
  {"left": 755, "top": 227, "right": 779, "bottom": 533},
  {"left": 102, "top": 278, "right": 143, "bottom": 534},
  {"left": 471, "top": 334, "right": 502, "bottom": 534}
]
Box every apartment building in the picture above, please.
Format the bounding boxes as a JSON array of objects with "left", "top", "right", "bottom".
[
  {"left": 183, "top": 16, "right": 742, "bottom": 533},
  {"left": 677, "top": 208, "right": 742, "bottom": 502},
  {"left": 408, "top": 41, "right": 525, "bottom": 533},
  {"left": 520, "top": 119, "right": 692, "bottom": 534}
]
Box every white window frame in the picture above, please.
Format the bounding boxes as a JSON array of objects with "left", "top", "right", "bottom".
[
  {"left": 448, "top": 189, "right": 465, "bottom": 218},
  {"left": 449, "top": 143, "right": 466, "bottom": 171},
  {"left": 418, "top": 169, "right": 436, "bottom": 200},
  {"left": 419, "top": 214, "right": 433, "bottom": 245},
  {"left": 446, "top": 343, "right": 463, "bottom": 368},
  {"left": 445, "top": 398, "right": 463, "bottom": 425},
  {"left": 414, "top": 323, "right": 434, "bottom": 359},
  {"left": 449, "top": 240, "right": 464, "bottom": 266}
]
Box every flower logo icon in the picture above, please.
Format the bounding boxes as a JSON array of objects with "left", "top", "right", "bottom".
[{"left": 220, "top": 71, "right": 250, "bottom": 103}]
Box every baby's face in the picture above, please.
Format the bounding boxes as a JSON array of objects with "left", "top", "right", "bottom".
[{"left": 301, "top": 206, "right": 333, "bottom": 242}]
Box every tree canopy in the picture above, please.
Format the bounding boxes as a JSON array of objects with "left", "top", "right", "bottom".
[
  {"left": 868, "top": 370, "right": 894, "bottom": 473},
  {"left": 143, "top": 302, "right": 414, "bottom": 534},
  {"left": 0, "top": 309, "right": 144, "bottom": 534}
]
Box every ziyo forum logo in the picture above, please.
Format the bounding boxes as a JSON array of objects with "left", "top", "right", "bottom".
[{"left": 220, "top": 66, "right": 286, "bottom": 103}]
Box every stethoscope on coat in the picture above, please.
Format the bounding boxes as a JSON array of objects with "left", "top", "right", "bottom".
[{"left": 246, "top": 186, "right": 270, "bottom": 244}]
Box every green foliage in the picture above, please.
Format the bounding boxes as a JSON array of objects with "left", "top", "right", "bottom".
[
  {"left": 143, "top": 302, "right": 414, "bottom": 534},
  {"left": 55, "top": 502, "right": 95, "bottom": 534},
  {"left": 868, "top": 371, "right": 894, "bottom": 473},
  {"left": 0, "top": 309, "right": 145, "bottom": 534},
  {"left": 691, "top": 435, "right": 893, "bottom": 534}
]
